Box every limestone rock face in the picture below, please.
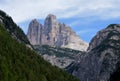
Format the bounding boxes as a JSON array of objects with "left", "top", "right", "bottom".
[
  {"left": 33, "top": 45, "right": 84, "bottom": 69},
  {"left": 88, "top": 24, "right": 120, "bottom": 51},
  {"left": 42, "top": 54, "right": 74, "bottom": 68},
  {"left": 27, "top": 19, "right": 43, "bottom": 45},
  {"left": 42, "top": 14, "right": 60, "bottom": 45},
  {"left": 69, "top": 24, "right": 120, "bottom": 81},
  {"left": 27, "top": 14, "right": 88, "bottom": 51}
]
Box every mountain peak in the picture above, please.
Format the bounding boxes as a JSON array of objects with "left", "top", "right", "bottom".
[
  {"left": 31, "top": 19, "right": 38, "bottom": 23},
  {"left": 106, "top": 24, "right": 120, "bottom": 31},
  {"left": 46, "top": 14, "right": 56, "bottom": 19},
  {"left": 45, "top": 14, "right": 57, "bottom": 25},
  {"left": 27, "top": 18, "right": 43, "bottom": 45},
  {"left": 30, "top": 19, "right": 42, "bottom": 25},
  {"left": 88, "top": 24, "right": 120, "bottom": 51},
  {"left": 27, "top": 14, "right": 88, "bottom": 51}
]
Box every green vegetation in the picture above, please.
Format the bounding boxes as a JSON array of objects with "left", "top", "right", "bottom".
[
  {"left": 0, "top": 10, "right": 29, "bottom": 44},
  {"left": 92, "top": 29, "right": 120, "bottom": 53},
  {"left": 0, "top": 23, "right": 80, "bottom": 81},
  {"left": 65, "top": 62, "right": 80, "bottom": 74},
  {"left": 34, "top": 45, "right": 83, "bottom": 59}
]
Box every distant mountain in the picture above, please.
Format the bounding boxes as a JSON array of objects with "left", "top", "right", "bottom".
[
  {"left": 66, "top": 24, "right": 120, "bottom": 81},
  {"left": 27, "top": 14, "right": 88, "bottom": 51},
  {"left": 27, "top": 14, "right": 87, "bottom": 69},
  {"left": 0, "top": 10, "right": 79, "bottom": 81},
  {"left": 34, "top": 45, "right": 84, "bottom": 68}
]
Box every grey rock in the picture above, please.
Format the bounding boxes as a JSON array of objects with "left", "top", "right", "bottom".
[
  {"left": 27, "top": 14, "right": 88, "bottom": 51},
  {"left": 42, "top": 14, "right": 60, "bottom": 45},
  {"left": 27, "top": 19, "right": 43, "bottom": 45},
  {"left": 88, "top": 24, "right": 120, "bottom": 51},
  {"left": 42, "top": 54, "right": 74, "bottom": 68},
  {"left": 0, "top": 16, "right": 3, "bottom": 23},
  {"left": 33, "top": 45, "right": 84, "bottom": 69},
  {"left": 69, "top": 24, "right": 120, "bottom": 81}
]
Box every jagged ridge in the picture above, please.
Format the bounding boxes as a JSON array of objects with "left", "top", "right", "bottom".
[{"left": 27, "top": 14, "right": 88, "bottom": 51}]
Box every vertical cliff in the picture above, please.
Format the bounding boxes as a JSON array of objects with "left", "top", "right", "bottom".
[
  {"left": 27, "top": 14, "right": 88, "bottom": 51},
  {"left": 27, "top": 19, "right": 43, "bottom": 45}
]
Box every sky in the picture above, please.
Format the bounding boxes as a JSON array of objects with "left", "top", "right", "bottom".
[{"left": 0, "top": 0, "right": 120, "bottom": 43}]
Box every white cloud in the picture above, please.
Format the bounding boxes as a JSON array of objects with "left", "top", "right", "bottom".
[{"left": 0, "top": 0, "right": 120, "bottom": 23}]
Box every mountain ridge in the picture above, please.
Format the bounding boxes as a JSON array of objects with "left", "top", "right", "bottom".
[
  {"left": 67, "top": 24, "right": 120, "bottom": 81},
  {"left": 0, "top": 10, "right": 30, "bottom": 45}
]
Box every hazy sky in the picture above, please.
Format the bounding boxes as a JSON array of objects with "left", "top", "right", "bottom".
[{"left": 1, "top": 0, "right": 120, "bottom": 42}]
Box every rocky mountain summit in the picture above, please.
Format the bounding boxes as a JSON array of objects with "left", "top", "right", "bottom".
[
  {"left": 27, "top": 14, "right": 88, "bottom": 51},
  {"left": 67, "top": 24, "right": 120, "bottom": 81}
]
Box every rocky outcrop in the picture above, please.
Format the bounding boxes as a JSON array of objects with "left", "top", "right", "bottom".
[
  {"left": 27, "top": 19, "right": 43, "bottom": 45},
  {"left": 68, "top": 24, "right": 120, "bottom": 81},
  {"left": 0, "top": 16, "right": 3, "bottom": 23},
  {"left": 27, "top": 14, "right": 88, "bottom": 51},
  {"left": 87, "top": 24, "right": 120, "bottom": 51},
  {"left": 42, "top": 54, "right": 74, "bottom": 68},
  {"left": 42, "top": 14, "right": 61, "bottom": 46},
  {"left": 34, "top": 45, "right": 84, "bottom": 68}
]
